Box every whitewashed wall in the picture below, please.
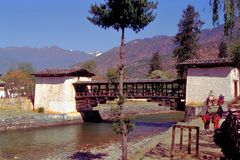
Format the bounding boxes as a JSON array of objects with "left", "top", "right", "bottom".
[
  {"left": 0, "top": 87, "right": 5, "bottom": 98},
  {"left": 186, "top": 66, "right": 239, "bottom": 105},
  {"left": 34, "top": 76, "right": 91, "bottom": 113}
]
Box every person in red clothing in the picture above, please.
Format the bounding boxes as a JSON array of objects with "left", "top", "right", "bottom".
[
  {"left": 202, "top": 111, "right": 211, "bottom": 134},
  {"left": 212, "top": 113, "right": 221, "bottom": 130},
  {"left": 217, "top": 94, "right": 224, "bottom": 106}
]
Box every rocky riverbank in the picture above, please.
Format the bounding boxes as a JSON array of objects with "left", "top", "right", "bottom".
[
  {"left": 0, "top": 101, "right": 172, "bottom": 132},
  {"left": 71, "top": 105, "right": 225, "bottom": 160},
  {"left": 72, "top": 117, "right": 223, "bottom": 160},
  {"left": 0, "top": 110, "right": 82, "bottom": 132}
]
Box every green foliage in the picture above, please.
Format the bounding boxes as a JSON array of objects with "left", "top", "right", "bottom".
[
  {"left": 113, "top": 116, "right": 135, "bottom": 135},
  {"left": 17, "top": 62, "right": 35, "bottom": 74},
  {"left": 149, "top": 52, "right": 162, "bottom": 74},
  {"left": 106, "top": 67, "right": 119, "bottom": 84},
  {"left": 106, "top": 67, "right": 128, "bottom": 84},
  {"left": 232, "top": 46, "right": 240, "bottom": 67},
  {"left": 88, "top": 0, "right": 157, "bottom": 33},
  {"left": 38, "top": 107, "right": 44, "bottom": 113},
  {"left": 211, "top": 0, "right": 240, "bottom": 36},
  {"left": 88, "top": 1, "right": 157, "bottom": 158},
  {"left": 148, "top": 70, "right": 176, "bottom": 79},
  {"left": 80, "top": 60, "right": 97, "bottom": 74},
  {"left": 2, "top": 70, "right": 35, "bottom": 98},
  {"left": 111, "top": 107, "right": 135, "bottom": 135},
  {"left": 218, "top": 40, "right": 229, "bottom": 58},
  {"left": 173, "top": 5, "right": 204, "bottom": 78},
  {"left": 117, "top": 93, "right": 125, "bottom": 106},
  {"left": 228, "top": 40, "right": 240, "bottom": 53}
]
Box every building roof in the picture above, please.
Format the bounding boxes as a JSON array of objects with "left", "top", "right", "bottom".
[
  {"left": 34, "top": 68, "right": 95, "bottom": 77},
  {"left": 180, "top": 58, "right": 233, "bottom": 67},
  {"left": 73, "top": 79, "right": 186, "bottom": 85}
]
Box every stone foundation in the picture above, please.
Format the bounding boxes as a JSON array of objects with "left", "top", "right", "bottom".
[{"left": 0, "top": 112, "right": 83, "bottom": 132}]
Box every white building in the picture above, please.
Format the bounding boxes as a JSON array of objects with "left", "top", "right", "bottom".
[
  {"left": 34, "top": 68, "right": 95, "bottom": 113},
  {"left": 0, "top": 80, "right": 6, "bottom": 98},
  {"left": 182, "top": 58, "right": 239, "bottom": 105}
]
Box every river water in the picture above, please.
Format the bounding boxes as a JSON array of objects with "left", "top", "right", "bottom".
[{"left": 0, "top": 112, "right": 184, "bottom": 160}]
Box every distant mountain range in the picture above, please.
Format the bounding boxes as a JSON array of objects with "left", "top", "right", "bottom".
[
  {"left": 0, "top": 23, "right": 235, "bottom": 78},
  {"left": 0, "top": 46, "right": 94, "bottom": 73},
  {"left": 95, "top": 24, "right": 226, "bottom": 78}
]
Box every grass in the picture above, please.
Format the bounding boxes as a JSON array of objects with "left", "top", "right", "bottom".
[
  {"left": 94, "top": 100, "right": 182, "bottom": 121},
  {"left": 0, "top": 108, "right": 40, "bottom": 120},
  {"left": 95, "top": 101, "right": 159, "bottom": 109}
]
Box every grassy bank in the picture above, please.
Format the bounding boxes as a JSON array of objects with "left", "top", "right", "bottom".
[{"left": 94, "top": 101, "right": 173, "bottom": 121}]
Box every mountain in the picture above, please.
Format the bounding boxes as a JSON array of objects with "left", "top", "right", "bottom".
[
  {"left": 0, "top": 46, "right": 94, "bottom": 73},
  {"left": 95, "top": 25, "right": 225, "bottom": 78}
]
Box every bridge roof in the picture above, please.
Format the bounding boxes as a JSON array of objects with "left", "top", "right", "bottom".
[
  {"left": 74, "top": 79, "right": 185, "bottom": 85},
  {"left": 180, "top": 58, "right": 233, "bottom": 67},
  {"left": 34, "top": 68, "right": 95, "bottom": 77}
]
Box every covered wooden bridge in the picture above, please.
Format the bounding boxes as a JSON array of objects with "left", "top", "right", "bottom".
[{"left": 73, "top": 79, "right": 186, "bottom": 111}]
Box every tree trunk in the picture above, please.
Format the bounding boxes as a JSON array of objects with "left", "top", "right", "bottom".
[
  {"left": 122, "top": 124, "right": 128, "bottom": 160},
  {"left": 119, "top": 28, "right": 127, "bottom": 160},
  {"left": 119, "top": 29, "right": 125, "bottom": 98}
]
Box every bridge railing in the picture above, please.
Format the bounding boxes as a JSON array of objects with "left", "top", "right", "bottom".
[{"left": 74, "top": 79, "right": 186, "bottom": 110}]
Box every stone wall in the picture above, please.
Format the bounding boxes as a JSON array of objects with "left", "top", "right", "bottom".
[
  {"left": 186, "top": 67, "right": 239, "bottom": 105},
  {"left": 0, "top": 112, "right": 82, "bottom": 132}
]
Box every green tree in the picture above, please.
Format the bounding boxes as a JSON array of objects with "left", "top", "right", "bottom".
[
  {"left": 106, "top": 67, "right": 128, "bottom": 83},
  {"left": 88, "top": 1, "right": 157, "bottom": 159},
  {"left": 149, "top": 52, "right": 162, "bottom": 75},
  {"left": 173, "top": 5, "right": 204, "bottom": 79},
  {"left": 218, "top": 40, "right": 228, "bottom": 58},
  {"left": 17, "top": 62, "right": 35, "bottom": 74},
  {"left": 148, "top": 70, "right": 176, "bottom": 79},
  {"left": 3, "top": 70, "right": 35, "bottom": 98},
  {"left": 211, "top": 0, "right": 239, "bottom": 36},
  {"left": 232, "top": 46, "right": 240, "bottom": 67},
  {"left": 106, "top": 67, "right": 119, "bottom": 84},
  {"left": 80, "top": 60, "right": 97, "bottom": 74}
]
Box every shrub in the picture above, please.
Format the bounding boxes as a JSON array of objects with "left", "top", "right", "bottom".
[{"left": 38, "top": 107, "right": 44, "bottom": 113}]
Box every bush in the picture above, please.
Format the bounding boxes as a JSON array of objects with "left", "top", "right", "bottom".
[{"left": 38, "top": 107, "right": 44, "bottom": 113}]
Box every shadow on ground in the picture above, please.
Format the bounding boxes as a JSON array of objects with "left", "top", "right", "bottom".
[{"left": 68, "top": 151, "right": 108, "bottom": 160}]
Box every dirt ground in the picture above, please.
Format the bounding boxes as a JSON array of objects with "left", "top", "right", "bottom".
[{"left": 141, "top": 117, "right": 224, "bottom": 160}]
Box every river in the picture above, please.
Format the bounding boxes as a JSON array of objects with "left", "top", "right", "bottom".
[{"left": 0, "top": 112, "right": 184, "bottom": 160}]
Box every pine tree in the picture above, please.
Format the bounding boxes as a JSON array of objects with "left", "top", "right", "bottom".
[
  {"left": 88, "top": 1, "right": 157, "bottom": 159},
  {"left": 173, "top": 5, "right": 204, "bottom": 78},
  {"left": 149, "top": 52, "right": 162, "bottom": 74},
  {"left": 233, "top": 46, "right": 240, "bottom": 67},
  {"left": 211, "top": 0, "right": 239, "bottom": 36},
  {"left": 218, "top": 40, "right": 228, "bottom": 58}
]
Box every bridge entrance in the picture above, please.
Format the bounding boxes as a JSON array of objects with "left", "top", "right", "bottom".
[{"left": 73, "top": 79, "right": 186, "bottom": 111}]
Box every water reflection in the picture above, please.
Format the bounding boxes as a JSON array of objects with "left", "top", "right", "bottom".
[{"left": 0, "top": 112, "right": 184, "bottom": 159}]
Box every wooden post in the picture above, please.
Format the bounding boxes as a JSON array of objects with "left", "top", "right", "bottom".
[
  {"left": 188, "top": 128, "right": 191, "bottom": 154},
  {"left": 170, "top": 125, "right": 176, "bottom": 157},
  {"left": 196, "top": 127, "right": 199, "bottom": 157},
  {"left": 180, "top": 128, "right": 183, "bottom": 151}
]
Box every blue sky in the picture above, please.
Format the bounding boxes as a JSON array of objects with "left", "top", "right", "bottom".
[{"left": 0, "top": 0, "right": 221, "bottom": 53}]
